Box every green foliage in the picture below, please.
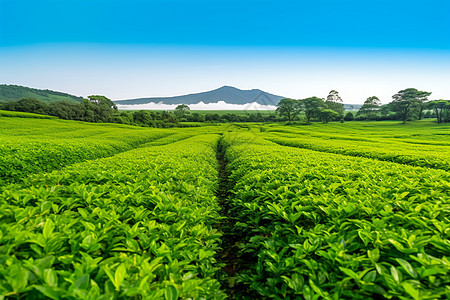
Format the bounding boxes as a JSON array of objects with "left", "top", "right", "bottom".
[
  {"left": 344, "top": 112, "right": 355, "bottom": 121},
  {"left": 325, "top": 90, "right": 345, "bottom": 117},
  {"left": 0, "top": 117, "right": 449, "bottom": 299},
  {"left": 319, "top": 109, "right": 339, "bottom": 123},
  {"left": 0, "top": 134, "right": 226, "bottom": 299},
  {"left": 425, "top": 100, "right": 450, "bottom": 123},
  {"left": 221, "top": 130, "right": 450, "bottom": 299},
  {"left": 2, "top": 98, "right": 50, "bottom": 115},
  {"left": 0, "top": 118, "right": 175, "bottom": 184},
  {"left": 276, "top": 98, "right": 301, "bottom": 122},
  {"left": 0, "top": 84, "right": 83, "bottom": 103},
  {"left": 277, "top": 96, "right": 345, "bottom": 123},
  {"left": 264, "top": 121, "right": 450, "bottom": 171},
  {"left": 357, "top": 96, "right": 381, "bottom": 120},
  {"left": 0, "top": 110, "right": 57, "bottom": 119},
  {"left": 298, "top": 97, "right": 325, "bottom": 124},
  {"left": 174, "top": 104, "right": 191, "bottom": 120},
  {"left": 391, "top": 88, "right": 432, "bottom": 124},
  {"left": 1, "top": 97, "right": 180, "bottom": 128}
]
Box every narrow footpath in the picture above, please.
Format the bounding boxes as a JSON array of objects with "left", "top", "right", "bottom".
[{"left": 215, "top": 137, "right": 246, "bottom": 298}]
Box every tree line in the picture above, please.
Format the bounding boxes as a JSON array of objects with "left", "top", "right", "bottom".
[
  {"left": 0, "top": 98, "right": 286, "bottom": 125},
  {"left": 276, "top": 88, "right": 450, "bottom": 124},
  {"left": 1, "top": 89, "right": 448, "bottom": 126},
  {"left": 0, "top": 96, "right": 179, "bottom": 127},
  {"left": 0, "top": 97, "right": 282, "bottom": 126}
]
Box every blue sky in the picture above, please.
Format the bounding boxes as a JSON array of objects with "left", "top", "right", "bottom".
[{"left": 1, "top": 0, "right": 449, "bottom": 104}]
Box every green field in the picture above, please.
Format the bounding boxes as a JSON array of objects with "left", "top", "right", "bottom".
[{"left": 0, "top": 114, "right": 449, "bottom": 299}]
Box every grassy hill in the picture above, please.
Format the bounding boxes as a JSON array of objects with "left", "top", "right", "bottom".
[{"left": 0, "top": 84, "right": 83, "bottom": 103}]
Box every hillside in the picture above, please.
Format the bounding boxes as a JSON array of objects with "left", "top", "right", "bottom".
[
  {"left": 114, "top": 86, "right": 285, "bottom": 105},
  {"left": 0, "top": 84, "right": 83, "bottom": 103}
]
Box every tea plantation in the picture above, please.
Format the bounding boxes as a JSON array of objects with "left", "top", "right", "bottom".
[{"left": 0, "top": 114, "right": 449, "bottom": 299}]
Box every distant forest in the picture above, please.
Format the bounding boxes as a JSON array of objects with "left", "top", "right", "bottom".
[
  {"left": 276, "top": 89, "right": 449, "bottom": 124},
  {"left": 0, "top": 87, "right": 448, "bottom": 126}
]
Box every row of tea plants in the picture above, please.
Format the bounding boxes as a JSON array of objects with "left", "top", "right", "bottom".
[
  {"left": 222, "top": 132, "right": 450, "bottom": 299},
  {"left": 264, "top": 131, "right": 450, "bottom": 171},
  {"left": 0, "top": 118, "right": 180, "bottom": 184},
  {"left": 0, "top": 135, "right": 226, "bottom": 299},
  {"left": 262, "top": 121, "right": 450, "bottom": 171}
]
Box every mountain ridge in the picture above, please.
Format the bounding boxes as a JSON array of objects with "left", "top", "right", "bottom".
[
  {"left": 0, "top": 84, "right": 83, "bottom": 103},
  {"left": 114, "top": 86, "right": 285, "bottom": 106}
]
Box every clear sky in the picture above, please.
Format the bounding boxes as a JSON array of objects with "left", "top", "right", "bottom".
[{"left": 1, "top": 0, "right": 449, "bottom": 104}]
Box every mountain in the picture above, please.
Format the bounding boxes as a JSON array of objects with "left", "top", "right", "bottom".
[
  {"left": 114, "top": 86, "right": 285, "bottom": 106},
  {"left": 344, "top": 104, "right": 362, "bottom": 111},
  {"left": 0, "top": 84, "right": 83, "bottom": 103}
]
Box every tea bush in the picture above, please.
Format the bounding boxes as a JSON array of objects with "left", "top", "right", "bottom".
[
  {"left": 222, "top": 132, "right": 450, "bottom": 299},
  {"left": 0, "top": 135, "right": 226, "bottom": 299}
]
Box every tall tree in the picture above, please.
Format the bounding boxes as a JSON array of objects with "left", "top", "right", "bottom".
[
  {"left": 276, "top": 98, "right": 300, "bottom": 122},
  {"left": 174, "top": 104, "right": 190, "bottom": 119},
  {"left": 357, "top": 96, "right": 381, "bottom": 120},
  {"left": 298, "top": 97, "right": 325, "bottom": 124},
  {"left": 82, "top": 95, "right": 118, "bottom": 122},
  {"left": 425, "top": 100, "right": 450, "bottom": 123},
  {"left": 319, "top": 109, "right": 339, "bottom": 123},
  {"left": 325, "top": 90, "right": 344, "bottom": 116},
  {"left": 391, "top": 88, "right": 431, "bottom": 124}
]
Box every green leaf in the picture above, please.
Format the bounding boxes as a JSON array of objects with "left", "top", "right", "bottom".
[
  {"left": 421, "top": 267, "right": 445, "bottom": 278},
  {"left": 74, "top": 274, "right": 90, "bottom": 290},
  {"left": 303, "top": 284, "right": 313, "bottom": 300},
  {"left": 114, "top": 263, "right": 126, "bottom": 291},
  {"left": 402, "top": 282, "right": 420, "bottom": 300},
  {"left": 339, "top": 267, "right": 359, "bottom": 281},
  {"left": 182, "top": 272, "right": 196, "bottom": 281},
  {"left": 388, "top": 239, "right": 405, "bottom": 251},
  {"left": 35, "top": 286, "right": 60, "bottom": 300},
  {"left": 308, "top": 278, "right": 325, "bottom": 297},
  {"left": 7, "top": 265, "right": 29, "bottom": 292},
  {"left": 362, "top": 270, "right": 377, "bottom": 283},
  {"left": 103, "top": 266, "right": 115, "bottom": 288},
  {"left": 44, "top": 268, "right": 58, "bottom": 287},
  {"left": 43, "top": 218, "right": 55, "bottom": 240},
  {"left": 396, "top": 258, "right": 418, "bottom": 278},
  {"left": 367, "top": 248, "right": 380, "bottom": 262},
  {"left": 165, "top": 285, "right": 178, "bottom": 300},
  {"left": 390, "top": 266, "right": 401, "bottom": 284},
  {"left": 78, "top": 208, "right": 89, "bottom": 220}
]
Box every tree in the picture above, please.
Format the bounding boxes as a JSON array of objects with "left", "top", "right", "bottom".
[
  {"left": 298, "top": 97, "right": 325, "bottom": 124},
  {"left": 357, "top": 96, "right": 382, "bottom": 120},
  {"left": 319, "top": 109, "right": 339, "bottom": 123},
  {"left": 325, "top": 90, "right": 345, "bottom": 116},
  {"left": 174, "top": 104, "right": 190, "bottom": 119},
  {"left": 133, "top": 110, "right": 151, "bottom": 125},
  {"left": 82, "top": 95, "right": 118, "bottom": 122},
  {"left": 187, "top": 112, "right": 204, "bottom": 122},
  {"left": 344, "top": 112, "right": 355, "bottom": 121},
  {"left": 48, "top": 101, "right": 84, "bottom": 120},
  {"left": 3, "top": 98, "right": 49, "bottom": 114},
  {"left": 425, "top": 100, "right": 450, "bottom": 123},
  {"left": 391, "top": 88, "right": 431, "bottom": 124},
  {"left": 276, "top": 98, "right": 300, "bottom": 122}
]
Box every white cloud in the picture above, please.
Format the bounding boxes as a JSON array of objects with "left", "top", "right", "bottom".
[{"left": 116, "top": 101, "right": 277, "bottom": 110}]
